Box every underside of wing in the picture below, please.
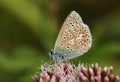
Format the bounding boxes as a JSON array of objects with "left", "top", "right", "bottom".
[{"left": 54, "top": 11, "right": 92, "bottom": 60}]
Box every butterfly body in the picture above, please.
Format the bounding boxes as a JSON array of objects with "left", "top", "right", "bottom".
[{"left": 49, "top": 11, "right": 92, "bottom": 62}]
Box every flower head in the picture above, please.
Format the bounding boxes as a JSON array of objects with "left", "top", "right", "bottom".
[{"left": 32, "top": 62, "right": 119, "bottom": 82}]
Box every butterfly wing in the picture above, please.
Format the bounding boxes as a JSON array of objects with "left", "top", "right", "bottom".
[{"left": 54, "top": 11, "right": 92, "bottom": 61}]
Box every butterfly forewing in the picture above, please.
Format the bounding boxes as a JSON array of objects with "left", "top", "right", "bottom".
[{"left": 54, "top": 11, "right": 92, "bottom": 61}]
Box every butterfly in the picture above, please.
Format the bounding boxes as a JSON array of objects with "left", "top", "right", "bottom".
[{"left": 49, "top": 11, "right": 92, "bottom": 62}]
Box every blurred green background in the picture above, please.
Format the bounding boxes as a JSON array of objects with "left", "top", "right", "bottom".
[{"left": 0, "top": 0, "right": 120, "bottom": 82}]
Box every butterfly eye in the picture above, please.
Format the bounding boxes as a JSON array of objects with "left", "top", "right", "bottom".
[{"left": 49, "top": 50, "right": 53, "bottom": 56}]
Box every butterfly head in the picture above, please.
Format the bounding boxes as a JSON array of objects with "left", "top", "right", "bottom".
[{"left": 49, "top": 49, "right": 65, "bottom": 62}]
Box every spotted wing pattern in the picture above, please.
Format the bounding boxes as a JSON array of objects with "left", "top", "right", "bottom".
[{"left": 54, "top": 11, "right": 92, "bottom": 60}]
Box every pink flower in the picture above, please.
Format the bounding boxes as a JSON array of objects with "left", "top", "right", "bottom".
[{"left": 32, "top": 62, "right": 120, "bottom": 82}]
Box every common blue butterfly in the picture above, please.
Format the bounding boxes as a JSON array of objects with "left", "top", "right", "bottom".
[{"left": 49, "top": 11, "right": 92, "bottom": 62}]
